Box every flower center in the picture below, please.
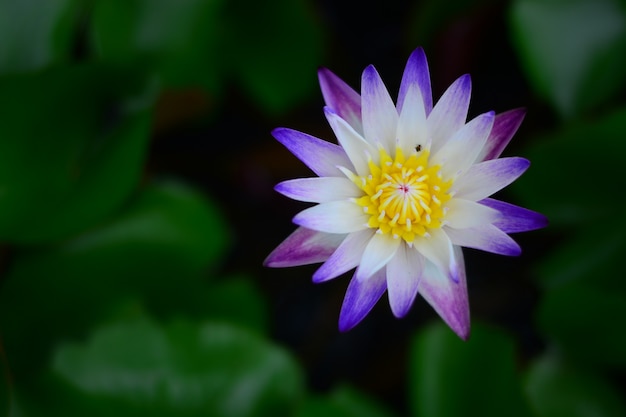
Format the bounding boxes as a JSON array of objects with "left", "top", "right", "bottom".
[{"left": 353, "top": 146, "right": 452, "bottom": 244}]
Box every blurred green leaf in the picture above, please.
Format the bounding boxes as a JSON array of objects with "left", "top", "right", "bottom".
[
  {"left": 295, "top": 385, "right": 397, "bottom": 417},
  {"left": 510, "top": 0, "right": 626, "bottom": 118},
  {"left": 50, "top": 315, "right": 303, "bottom": 417},
  {"left": 0, "top": 64, "right": 154, "bottom": 243},
  {"left": 223, "top": 0, "right": 324, "bottom": 114},
  {"left": 0, "top": 180, "right": 230, "bottom": 375},
  {"left": 0, "top": 0, "right": 79, "bottom": 74},
  {"left": 537, "top": 282, "right": 626, "bottom": 369},
  {"left": 410, "top": 322, "right": 531, "bottom": 417},
  {"left": 525, "top": 353, "right": 626, "bottom": 417},
  {"left": 0, "top": 345, "right": 9, "bottom": 417},
  {"left": 92, "top": 0, "right": 224, "bottom": 93},
  {"left": 509, "top": 107, "right": 626, "bottom": 227}
]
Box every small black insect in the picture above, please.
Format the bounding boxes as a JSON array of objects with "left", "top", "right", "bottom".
[{"left": 415, "top": 144, "right": 422, "bottom": 152}]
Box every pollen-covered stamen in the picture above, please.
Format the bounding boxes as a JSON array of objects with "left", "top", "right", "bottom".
[{"left": 351, "top": 146, "right": 453, "bottom": 244}]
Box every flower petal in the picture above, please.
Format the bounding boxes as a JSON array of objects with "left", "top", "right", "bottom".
[
  {"left": 313, "top": 229, "right": 375, "bottom": 283},
  {"left": 445, "top": 224, "right": 522, "bottom": 256},
  {"left": 264, "top": 227, "right": 344, "bottom": 267},
  {"left": 444, "top": 198, "right": 500, "bottom": 229},
  {"left": 275, "top": 177, "right": 361, "bottom": 203},
  {"left": 477, "top": 108, "right": 526, "bottom": 162},
  {"left": 398, "top": 47, "right": 433, "bottom": 116},
  {"left": 431, "top": 111, "right": 495, "bottom": 179},
  {"left": 428, "top": 74, "right": 472, "bottom": 154},
  {"left": 397, "top": 84, "right": 428, "bottom": 153},
  {"left": 453, "top": 157, "right": 530, "bottom": 201},
  {"left": 361, "top": 65, "right": 399, "bottom": 151},
  {"left": 480, "top": 198, "right": 549, "bottom": 233},
  {"left": 419, "top": 246, "right": 470, "bottom": 340},
  {"left": 293, "top": 200, "right": 369, "bottom": 234},
  {"left": 272, "top": 127, "right": 353, "bottom": 177},
  {"left": 318, "top": 67, "right": 363, "bottom": 135},
  {"left": 325, "top": 107, "right": 376, "bottom": 176},
  {"left": 413, "top": 227, "right": 456, "bottom": 282},
  {"left": 386, "top": 244, "right": 424, "bottom": 318},
  {"left": 355, "top": 232, "right": 401, "bottom": 281},
  {"left": 339, "top": 268, "right": 387, "bottom": 332}
]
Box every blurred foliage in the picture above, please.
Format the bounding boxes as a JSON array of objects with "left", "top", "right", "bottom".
[{"left": 0, "top": 0, "right": 625, "bottom": 416}]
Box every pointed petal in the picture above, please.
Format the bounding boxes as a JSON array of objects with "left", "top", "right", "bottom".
[
  {"left": 444, "top": 198, "right": 500, "bottom": 229},
  {"left": 480, "top": 198, "right": 548, "bottom": 233},
  {"left": 413, "top": 228, "right": 456, "bottom": 282},
  {"left": 318, "top": 67, "right": 363, "bottom": 134},
  {"left": 386, "top": 244, "right": 424, "bottom": 318},
  {"left": 445, "top": 224, "right": 521, "bottom": 256},
  {"left": 428, "top": 74, "right": 472, "bottom": 154},
  {"left": 453, "top": 157, "right": 530, "bottom": 201},
  {"left": 355, "top": 232, "right": 401, "bottom": 281},
  {"left": 398, "top": 47, "right": 433, "bottom": 116},
  {"left": 264, "top": 227, "right": 344, "bottom": 267},
  {"left": 478, "top": 108, "right": 526, "bottom": 161},
  {"left": 293, "top": 200, "right": 368, "bottom": 234},
  {"left": 272, "top": 128, "right": 353, "bottom": 177},
  {"left": 431, "top": 111, "right": 495, "bottom": 179},
  {"left": 397, "top": 84, "right": 428, "bottom": 153},
  {"left": 275, "top": 177, "right": 361, "bottom": 203},
  {"left": 419, "top": 246, "right": 470, "bottom": 340},
  {"left": 313, "top": 229, "right": 375, "bottom": 283},
  {"left": 325, "top": 107, "right": 376, "bottom": 176},
  {"left": 339, "top": 268, "right": 387, "bottom": 332},
  {"left": 361, "top": 65, "right": 399, "bottom": 150}
]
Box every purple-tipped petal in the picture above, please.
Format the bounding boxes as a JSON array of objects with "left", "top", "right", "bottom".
[
  {"left": 444, "top": 198, "right": 500, "bottom": 229},
  {"left": 480, "top": 198, "right": 549, "bottom": 233},
  {"left": 355, "top": 232, "right": 401, "bottom": 281},
  {"left": 313, "top": 229, "right": 374, "bottom": 283},
  {"left": 398, "top": 47, "right": 433, "bottom": 115},
  {"left": 445, "top": 224, "right": 522, "bottom": 256},
  {"left": 264, "top": 227, "right": 344, "bottom": 267},
  {"left": 272, "top": 128, "right": 353, "bottom": 177},
  {"left": 318, "top": 67, "right": 363, "bottom": 134},
  {"left": 478, "top": 108, "right": 526, "bottom": 162},
  {"left": 428, "top": 74, "right": 472, "bottom": 154},
  {"left": 453, "top": 157, "right": 530, "bottom": 201},
  {"left": 397, "top": 84, "right": 428, "bottom": 152},
  {"left": 325, "top": 107, "right": 376, "bottom": 176},
  {"left": 339, "top": 268, "right": 387, "bottom": 332},
  {"left": 386, "top": 244, "right": 424, "bottom": 318},
  {"left": 431, "top": 111, "right": 495, "bottom": 178},
  {"left": 275, "top": 177, "right": 361, "bottom": 203},
  {"left": 419, "top": 246, "right": 470, "bottom": 340},
  {"left": 293, "top": 200, "right": 369, "bottom": 234},
  {"left": 361, "top": 65, "right": 399, "bottom": 150}
]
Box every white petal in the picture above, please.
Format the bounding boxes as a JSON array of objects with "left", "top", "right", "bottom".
[
  {"left": 275, "top": 177, "right": 361, "bottom": 203},
  {"left": 264, "top": 227, "right": 344, "bottom": 268},
  {"left": 413, "top": 228, "right": 455, "bottom": 282},
  {"left": 397, "top": 84, "right": 428, "bottom": 153},
  {"left": 293, "top": 200, "right": 368, "bottom": 234},
  {"left": 431, "top": 111, "right": 495, "bottom": 179},
  {"left": 361, "top": 65, "right": 399, "bottom": 151},
  {"left": 386, "top": 244, "right": 424, "bottom": 318},
  {"left": 445, "top": 224, "right": 521, "bottom": 256},
  {"left": 453, "top": 157, "right": 530, "bottom": 201},
  {"left": 355, "top": 232, "right": 401, "bottom": 281},
  {"left": 444, "top": 198, "right": 500, "bottom": 229},
  {"left": 325, "top": 107, "right": 376, "bottom": 176},
  {"left": 428, "top": 74, "right": 471, "bottom": 154},
  {"left": 313, "top": 229, "right": 375, "bottom": 283}
]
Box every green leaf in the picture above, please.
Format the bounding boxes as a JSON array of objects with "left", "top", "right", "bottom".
[
  {"left": 537, "top": 282, "right": 626, "bottom": 369},
  {"left": 509, "top": 107, "right": 626, "bottom": 227},
  {"left": 0, "top": 180, "right": 230, "bottom": 375},
  {"left": 92, "top": 0, "right": 224, "bottom": 93},
  {"left": 223, "top": 0, "right": 324, "bottom": 114},
  {"left": 525, "top": 353, "right": 626, "bottom": 417},
  {"left": 50, "top": 316, "right": 304, "bottom": 417},
  {"left": 410, "top": 322, "right": 531, "bottom": 417},
  {"left": 510, "top": 0, "right": 626, "bottom": 118},
  {"left": 0, "top": 346, "right": 9, "bottom": 417},
  {"left": 0, "top": 64, "right": 154, "bottom": 243},
  {"left": 295, "top": 386, "right": 397, "bottom": 417},
  {"left": 0, "top": 0, "right": 79, "bottom": 74}
]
